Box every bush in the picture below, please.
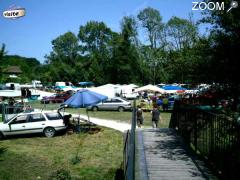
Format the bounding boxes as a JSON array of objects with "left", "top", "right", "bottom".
[{"left": 49, "top": 168, "right": 71, "bottom": 180}]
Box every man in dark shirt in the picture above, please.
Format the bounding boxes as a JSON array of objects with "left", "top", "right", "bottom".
[
  {"left": 151, "top": 105, "right": 160, "bottom": 128},
  {"left": 136, "top": 105, "right": 144, "bottom": 128}
]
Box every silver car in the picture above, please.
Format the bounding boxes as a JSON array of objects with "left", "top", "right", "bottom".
[{"left": 88, "top": 97, "right": 132, "bottom": 112}]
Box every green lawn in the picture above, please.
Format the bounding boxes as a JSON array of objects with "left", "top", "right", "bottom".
[
  {"left": 0, "top": 101, "right": 172, "bottom": 179},
  {"left": 65, "top": 107, "right": 171, "bottom": 128},
  {"left": 0, "top": 127, "right": 123, "bottom": 180},
  {"left": 9, "top": 101, "right": 172, "bottom": 128}
]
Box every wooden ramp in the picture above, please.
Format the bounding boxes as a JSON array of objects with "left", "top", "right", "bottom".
[{"left": 135, "top": 128, "right": 217, "bottom": 180}]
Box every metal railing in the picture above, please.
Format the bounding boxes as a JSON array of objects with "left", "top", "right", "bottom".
[
  {"left": 170, "top": 100, "right": 240, "bottom": 180},
  {"left": 123, "top": 100, "right": 136, "bottom": 180}
]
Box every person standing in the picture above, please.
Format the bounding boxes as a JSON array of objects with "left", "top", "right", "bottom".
[
  {"left": 136, "top": 105, "right": 144, "bottom": 128},
  {"left": 151, "top": 105, "right": 160, "bottom": 128},
  {"left": 162, "top": 95, "right": 169, "bottom": 111}
]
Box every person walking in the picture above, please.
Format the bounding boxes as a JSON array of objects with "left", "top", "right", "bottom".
[
  {"left": 151, "top": 105, "right": 160, "bottom": 128},
  {"left": 136, "top": 105, "right": 144, "bottom": 128}
]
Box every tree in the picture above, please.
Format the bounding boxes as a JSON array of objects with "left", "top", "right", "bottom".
[
  {"left": 137, "top": 7, "right": 163, "bottom": 49},
  {"left": 110, "top": 16, "right": 141, "bottom": 84},
  {"left": 0, "top": 44, "right": 7, "bottom": 81},
  {"left": 50, "top": 31, "right": 79, "bottom": 66},
  {"left": 167, "top": 16, "right": 198, "bottom": 51},
  {"left": 200, "top": 0, "right": 240, "bottom": 110},
  {"left": 45, "top": 32, "right": 81, "bottom": 83},
  {"left": 78, "top": 21, "right": 112, "bottom": 54},
  {"left": 0, "top": 44, "right": 6, "bottom": 61},
  {"left": 78, "top": 21, "right": 114, "bottom": 84}
]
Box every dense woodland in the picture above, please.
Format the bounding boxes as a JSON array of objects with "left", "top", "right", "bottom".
[{"left": 0, "top": 1, "right": 239, "bottom": 94}]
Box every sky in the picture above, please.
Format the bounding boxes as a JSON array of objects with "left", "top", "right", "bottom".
[{"left": 0, "top": 0, "right": 206, "bottom": 63}]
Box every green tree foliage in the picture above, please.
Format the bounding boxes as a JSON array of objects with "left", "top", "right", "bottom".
[
  {"left": 0, "top": 44, "right": 7, "bottom": 81},
  {"left": 197, "top": 0, "right": 240, "bottom": 109},
  {"left": 44, "top": 32, "right": 80, "bottom": 83},
  {"left": 78, "top": 21, "right": 112, "bottom": 53},
  {"left": 49, "top": 31, "right": 79, "bottom": 66},
  {"left": 138, "top": 7, "right": 163, "bottom": 49},
  {"left": 167, "top": 16, "right": 198, "bottom": 50},
  {"left": 200, "top": 0, "right": 240, "bottom": 85},
  {"left": 110, "top": 16, "right": 141, "bottom": 84},
  {"left": 78, "top": 21, "right": 114, "bottom": 84},
  {"left": 0, "top": 55, "right": 41, "bottom": 83}
]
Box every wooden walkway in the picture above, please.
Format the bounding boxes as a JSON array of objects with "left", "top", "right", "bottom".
[{"left": 135, "top": 128, "right": 217, "bottom": 180}]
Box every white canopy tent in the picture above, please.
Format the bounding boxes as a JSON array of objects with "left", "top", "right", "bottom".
[
  {"left": 87, "top": 84, "right": 121, "bottom": 98},
  {"left": 134, "top": 84, "right": 166, "bottom": 93}
]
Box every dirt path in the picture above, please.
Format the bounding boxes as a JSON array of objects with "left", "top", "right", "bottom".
[{"left": 71, "top": 113, "right": 131, "bottom": 132}]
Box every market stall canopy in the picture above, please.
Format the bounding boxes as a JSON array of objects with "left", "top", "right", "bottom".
[
  {"left": 134, "top": 84, "right": 165, "bottom": 93},
  {"left": 161, "top": 85, "right": 187, "bottom": 94},
  {"left": 64, "top": 89, "right": 108, "bottom": 108}
]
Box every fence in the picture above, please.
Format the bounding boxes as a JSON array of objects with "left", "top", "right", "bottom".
[
  {"left": 170, "top": 100, "right": 240, "bottom": 180},
  {"left": 123, "top": 100, "right": 136, "bottom": 180}
]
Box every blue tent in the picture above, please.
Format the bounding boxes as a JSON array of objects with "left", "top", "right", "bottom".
[
  {"left": 161, "top": 85, "right": 187, "bottom": 90},
  {"left": 64, "top": 89, "right": 107, "bottom": 108},
  {"left": 78, "top": 82, "right": 94, "bottom": 87},
  {"left": 64, "top": 89, "right": 107, "bottom": 132}
]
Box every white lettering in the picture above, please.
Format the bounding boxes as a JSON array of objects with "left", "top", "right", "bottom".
[
  {"left": 192, "top": 2, "right": 199, "bottom": 10},
  {"left": 199, "top": 2, "right": 207, "bottom": 10},
  {"left": 216, "top": 2, "right": 225, "bottom": 10},
  {"left": 208, "top": 2, "right": 215, "bottom": 10},
  {"left": 192, "top": 1, "right": 225, "bottom": 11}
]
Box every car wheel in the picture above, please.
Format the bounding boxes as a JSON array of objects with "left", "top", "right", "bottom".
[
  {"left": 44, "top": 127, "right": 56, "bottom": 137},
  {"left": 92, "top": 106, "right": 98, "bottom": 112},
  {"left": 0, "top": 132, "right": 4, "bottom": 140},
  {"left": 118, "top": 106, "right": 125, "bottom": 112}
]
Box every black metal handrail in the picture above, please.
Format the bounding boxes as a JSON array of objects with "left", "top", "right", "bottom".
[
  {"left": 123, "top": 100, "right": 136, "bottom": 180},
  {"left": 170, "top": 100, "right": 240, "bottom": 179}
]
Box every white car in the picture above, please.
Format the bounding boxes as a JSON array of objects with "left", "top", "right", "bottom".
[
  {"left": 0, "top": 111, "right": 66, "bottom": 139},
  {"left": 87, "top": 97, "right": 132, "bottom": 112}
]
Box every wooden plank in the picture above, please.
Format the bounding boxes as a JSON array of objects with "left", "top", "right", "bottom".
[{"left": 135, "top": 128, "right": 216, "bottom": 180}]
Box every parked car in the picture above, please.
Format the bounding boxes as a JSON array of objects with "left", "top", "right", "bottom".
[
  {"left": 0, "top": 110, "right": 66, "bottom": 139},
  {"left": 41, "top": 92, "right": 72, "bottom": 104},
  {"left": 87, "top": 97, "right": 132, "bottom": 112}
]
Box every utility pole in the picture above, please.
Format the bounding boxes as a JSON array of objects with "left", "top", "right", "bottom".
[{"left": 153, "top": 61, "right": 157, "bottom": 85}]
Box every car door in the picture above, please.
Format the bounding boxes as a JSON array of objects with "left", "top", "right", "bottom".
[
  {"left": 99, "top": 99, "right": 112, "bottom": 110},
  {"left": 111, "top": 99, "right": 123, "bottom": 110},
  {"left": 44, "top": 112, "right": 65, "bottom": 130},
  {"left": 6, "top": 114, "right": 29, "bottom": 136},
  {"left": 25, "top": 113, "right": 46, "bottom": 134}
]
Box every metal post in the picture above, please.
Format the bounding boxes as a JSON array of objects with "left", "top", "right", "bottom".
[
  {"left": 2, "top": 102, "right": 5, "bottom": 122},
  {"left": 193, "top": 110, "right": 198, "bottom": 151}
]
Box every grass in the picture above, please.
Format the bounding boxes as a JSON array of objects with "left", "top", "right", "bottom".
[
  {"left": 10, "top": 101, "right": 171, "bottom": 128},
  {"left": 0, "top": 127, "right": 123, "bottom": 180},
  {"left": 0, "top": 101, "right": 172, "bottom": 179},
  {"left": 65, "top": 108, "right": 171, "bottom": 128}
]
